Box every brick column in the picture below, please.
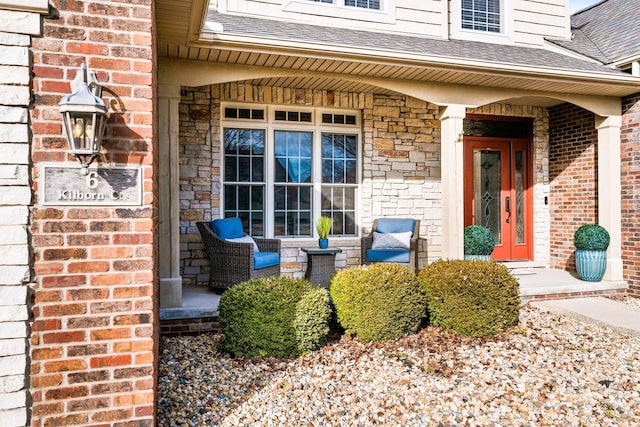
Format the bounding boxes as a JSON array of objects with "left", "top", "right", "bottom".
[
  {"left": 0, "top": 2, "right": 48, "bottom": 426},
  {"left": 28, "top": 1, "right": 157, "bottom": 426},
  {"left": 439, "top": 105, "right": 466, "bottom": 259}
]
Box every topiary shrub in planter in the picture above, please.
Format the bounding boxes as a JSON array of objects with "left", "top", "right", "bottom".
[
  {"left": 418, "top": 259, "right": 520, "bottom": 337},
  {"left": 329, "top": 263, "right": 426, "bottom": 342},
  {"left": 218, "top": 276, "right": 330, "bottom": 358},
  {"left": 574, "top": 224, "right": 610, "bottom": 282},
  {"left": 463, "top": 225, "right": 495, "bottom": 261}
]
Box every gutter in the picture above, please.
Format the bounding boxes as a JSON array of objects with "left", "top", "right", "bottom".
[{"left": 195, "top": 30, "right": 640, "bottom": 87}]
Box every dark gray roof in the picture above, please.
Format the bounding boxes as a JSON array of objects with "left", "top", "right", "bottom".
[
  {"left": 549, "top": 0, "right": 640, "bottom": 64},
  {"left": 208, "top": 11, "right": 626, "bottom": 76}
]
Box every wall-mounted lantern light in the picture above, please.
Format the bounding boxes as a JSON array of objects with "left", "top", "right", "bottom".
[{"left": 59, "top": 62, "right": 107, "bottom": 175}]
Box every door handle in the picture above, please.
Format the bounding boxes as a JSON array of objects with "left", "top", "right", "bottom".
[{"left": 505, "top": 196, "right": 511, "bottom": 224}]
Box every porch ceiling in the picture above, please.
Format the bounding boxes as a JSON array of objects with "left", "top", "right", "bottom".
[{"left": 155, "top": 1, "right": 640, "bottom": 99}]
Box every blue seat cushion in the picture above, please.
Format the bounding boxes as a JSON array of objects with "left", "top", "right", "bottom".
[
  {"left": 366, "top": 249, "right": 410, "bottom": 263},
  {"left": 212, "top": 217, "right": 244, "bottom": 239},
  {"left": 254, "top": 252, "right": 280, "bottom": 269},
  {"left": 376, "top": 218, "right": 415, "bottom": 235}
]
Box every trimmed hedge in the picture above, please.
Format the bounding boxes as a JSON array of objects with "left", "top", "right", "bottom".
[
  {"left": 218, "top": 277, "right": 330, "bottom": 358},
  {"left": 419, "top": 260, "right": 520, "bottom": 337},
  {"left": 329, "top": 263, "right": 426, "bottom": 342},
  {"left": 294, "top": 287, "right": 332, "bottom": 354}
]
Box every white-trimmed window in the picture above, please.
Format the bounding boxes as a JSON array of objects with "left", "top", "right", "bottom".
[
  {"left": 461, "top": 0, "right": 500, "bottom": 33},
  {"left": 222, "top": 105, "right": 360, "bottom": 238},
  {"left": 307, "top": 0, "right": 380, "bottom": 10}
]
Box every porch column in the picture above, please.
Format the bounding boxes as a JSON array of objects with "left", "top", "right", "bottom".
[
  {"left": 595, "top": 115, "right": 623, "bottom": 282},
  {"left": 439, "top": 105, "right": 466, "bottom": 259},
  {"left": 158, "top": 90, "right": 182, "bottom": 307}
]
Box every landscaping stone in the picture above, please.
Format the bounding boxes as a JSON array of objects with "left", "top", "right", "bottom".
[{"left": 158, "top": 298, "right": 640, "bottom": 426}]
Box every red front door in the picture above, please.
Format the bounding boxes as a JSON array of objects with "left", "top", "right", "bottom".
[{"left": 464, "top": 138, "right": 533, "bottom": 261}]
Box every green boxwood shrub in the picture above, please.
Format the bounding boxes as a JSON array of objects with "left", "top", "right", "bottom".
[
  {"left": 294, "top": 287, "right": 332, "bottom": 354},
  {"left": 463, "top": 225, "right": 495, "bottom": 256},
  {"left": 418, "top": 260, "right": 520, "bottom": 337},
  {"left": 329, "top": 263, "right": 427, "bottom": 342},
  {"left": 574, "top": 224, "right": 610, "bottom": 251},
  {"left": 218, "top": 277, "right": 330, "bottom": 358}
]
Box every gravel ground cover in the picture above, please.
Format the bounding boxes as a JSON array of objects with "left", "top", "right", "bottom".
[{"left": 158, "top": 298, "right": 640, "bottom": 426}]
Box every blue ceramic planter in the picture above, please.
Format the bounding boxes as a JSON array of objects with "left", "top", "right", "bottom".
[
  {"left": 575, "top": 249, "right": 607, "bottom": 282},
  {"left": 318, "top": 238, "right": 329, "bottom": 249}
]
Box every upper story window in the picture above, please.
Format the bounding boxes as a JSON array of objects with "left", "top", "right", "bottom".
[
  {"left": 461, "top": 0, "right": 500, "bottom": 33},
  {"left": 344, "top": 0, "right": 380, "bottom": 10},
  {"left": 308, "top": 0, "right": 380, "bottom": 10}
]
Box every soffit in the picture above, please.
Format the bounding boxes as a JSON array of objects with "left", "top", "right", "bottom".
[{"left": 155, "top": 1, "right": 640, "bottom": 98}]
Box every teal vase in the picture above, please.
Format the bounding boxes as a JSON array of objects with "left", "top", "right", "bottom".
[
  {"left": 575, "top": 250, "right": 607, "bottom": 282},
  {"left": 318, "top": 239, "right": 328, "bottom": 249}
]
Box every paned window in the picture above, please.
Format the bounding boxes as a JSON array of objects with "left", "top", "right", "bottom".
[
  {"left": 345, "top": 0, "right": 380, "bottom": 10},
  {"left": 223, "top": 129, "right": 265, "bottom": 236},
  {"left": 307, "top": 0, "right": 380, "bottom": 10},
  {"left": 461, "top": 0, "right": 500, "bottom": 33},
  {"left": 223, "top": 106, "right": 360, "bottom": 238}
]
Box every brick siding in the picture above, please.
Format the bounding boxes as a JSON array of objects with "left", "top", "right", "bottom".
[
  {"left": 622, "top": 93, "right": 640, "bottom": 297},
  {"left": 548, "top": 103, "right": 598, "bottom": 271},
  {"left": 29, "top": 1, "right": 157, "bottom": 426}
]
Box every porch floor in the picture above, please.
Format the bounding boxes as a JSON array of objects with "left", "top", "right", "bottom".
[{"left": 159, "top": 268, "right": 628, "bottom": 321}]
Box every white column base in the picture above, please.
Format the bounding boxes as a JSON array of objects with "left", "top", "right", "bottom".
[
  {"left": 604, "top": 258, "right": 624, "bottom": 282},
  {"left": 160, "top": 277, "right": 182, "bottom": 308}
]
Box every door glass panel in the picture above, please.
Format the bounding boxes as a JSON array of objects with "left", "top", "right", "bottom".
[
  {"left": 474, "top": 150, "right": 501, "bottom": 244},
  {"left": 515, "top": 150, "right": 525, "bottom": 244}
]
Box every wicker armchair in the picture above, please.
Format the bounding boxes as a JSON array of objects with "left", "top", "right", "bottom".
[
  {"left": 361, "top": 218, "right": 420, "bottom": 273},
  {"left": 196, "top": 221, "right": 281, "bottom": 292}
]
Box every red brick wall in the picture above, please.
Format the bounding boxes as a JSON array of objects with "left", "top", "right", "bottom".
[
  {"left": 548, "top": 103, "right": 598, "bottom": 270},
  {"left": 622, "top": 94, "right": 640, "bottom": 297},
  {"left": 29, "top": 1, "right": 157, "bottom": 426}
]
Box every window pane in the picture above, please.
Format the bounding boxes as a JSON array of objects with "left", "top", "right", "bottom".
[
  {"left": 462, "top": 0, "right": 500, "bottom": 32},
  {"left": 320, "top": 186, "right": 356, "bottom": 236},
  {"left": 223, "top": 185, "right": 264, "bottom": 237},
  {"left": 224, "top": 128, "right": 264, "bottom": 183},
  {"left": 322, "top": 133, "right": 358, "bottom": 184},
  {"left": 345, "top": 0, "right": 379, "bottom": 9},
  {"left": 275, "top": 131, "right": 312, "bottom": 183},
  {"left": 274, "top": 185, "right": 312, "bottom": 237}
]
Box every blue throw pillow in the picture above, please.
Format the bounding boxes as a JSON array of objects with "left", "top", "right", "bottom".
[
  {"left": 212, "top": 217, "right": 244, "bottom": 239},
  {"left": 376, "top": 218, "right": 415, "bottom": 234}
]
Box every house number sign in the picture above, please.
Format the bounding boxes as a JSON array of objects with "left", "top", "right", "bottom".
[{"left": 42, "top": 165, "right": 142, "bottom": 206}]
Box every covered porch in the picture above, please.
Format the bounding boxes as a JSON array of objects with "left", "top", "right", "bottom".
[{"left": 154, "top": 4, "right": 638, "bottom": 311}]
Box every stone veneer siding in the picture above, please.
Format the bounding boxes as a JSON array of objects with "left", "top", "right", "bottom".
[
  {"left": 29, "top": 1, "right": 157, "bottom": 426},
  {"left": 622, "top": 93, "right": 640, "bottom": 297},
  {"left": 179, "top": 84, "right": 443, "bottom": 285},
  {"left": 548, "top": 103, "right": 598, "bottom": 271},
  {"left": 179, "top": 83, "right": 551, "bottom": 285},
  {"left": 0, "top": 5, "right": 45, "bottom": 425}
]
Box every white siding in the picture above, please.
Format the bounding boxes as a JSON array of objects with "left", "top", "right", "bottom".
[
  {"left": 448, "top": 0, "right": 570, "bottom": 46},
  {"left": 513, "top": 0, "right": 571, "bottom": 45},
  {"left": 223, "top": 0, "right": 448, "bottom": 38}
]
